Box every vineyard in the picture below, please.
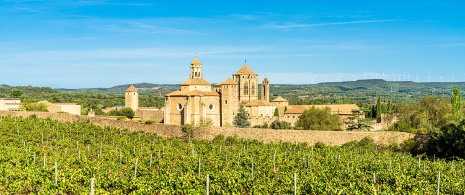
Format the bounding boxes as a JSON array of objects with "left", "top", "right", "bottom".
[{"left": 0, "top": 115, "right": 464, "bottom": 194}]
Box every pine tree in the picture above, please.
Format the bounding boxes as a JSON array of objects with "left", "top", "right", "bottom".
[
  {"left": 451, "top": 85, "right": 463, "bottom": 122},
  {"left": 233, "top": 104, "right": 251, "bottom": 128}
]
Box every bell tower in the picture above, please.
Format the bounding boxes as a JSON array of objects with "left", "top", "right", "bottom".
[
  {"left": 189, "top": 55, "right": 203, "bottom": 79},
  {"left": 261, "top": 78, "right": 270, "bottom": 101},
  {"left": 233, "top": 60, "right": 259, "bottom": 103}
]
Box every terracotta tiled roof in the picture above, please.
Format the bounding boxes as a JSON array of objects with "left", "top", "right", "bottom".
[
  {"left": 284, "top": 104, "right": 360, "bottom": 115},
  {"left": 245, "top": 100, "right": 274, "bottom": 107},
  {"left": 314, "top": 104, "right": 360, "bottom": 115},
  {"left": 235, "top": 64, "right": 256, "bottom": 75},
  {"left": 285, "top": 105, "right": 312, "bottom": 114},
  {"left": 191, "top": 56, "right": 202, "bottom": 65},
  {"left": 271, "top": 96, "right": 288, "bottom": 102},
  {"left": 125, "top": 85, "right": 138, "bottom": 92},
  {"left": 218, "top": 78, "right": 237, "bottom": 85},
  {"left": 166, "top": 90, "right": 219, "bottom": 97},
  {"left": 181, "top": 78, "right": 211, "bottom": 85}
]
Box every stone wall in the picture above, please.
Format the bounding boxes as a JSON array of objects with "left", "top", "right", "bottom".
[
  {"left": 0, "top": 111, "right": 414, "bottom": 146},
  {"left": 136, "top": 110, "right": 164, "bottom": 122}
]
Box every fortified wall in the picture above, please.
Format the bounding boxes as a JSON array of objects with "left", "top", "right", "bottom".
[{"left": 0, "top": 111, "right": 414, "bottom": 146}]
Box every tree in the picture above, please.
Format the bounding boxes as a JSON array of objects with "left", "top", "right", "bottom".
[
  {"left": 108, "top": 107, "right": 135, "bottom": 119},
  {"left": 386, "top": 99, "right": 392, "bottom": 114},
  {"left": 295, "top": 106, "right": 341, "bottom": 130},
  {"left": 274, "top": 108, "right": 279, "bottom": 117},
  {"left": 376, "top": 95, "right": 381, "bottom": 119},
  {"left": 22, "top": 102, "right": 48, "bottom": 112},
  {"left": 233, "top": 104, "right": 251, "bottom": 128},
  {"left": 345, "top": 110, "right": 373, "bottom": 131},
  {"left": 451, "top": 86, "right": 463, "bottom": 122},
  {"left": 427, "top": 120, "right": 465, "bottom": 158},
  {"left": 10, "top": 89, "right": 23, "bottom": 98}
]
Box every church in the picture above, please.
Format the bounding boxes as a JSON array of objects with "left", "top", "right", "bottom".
[{"left": 163, "top": 56, "right": 273, "bottom": 127}]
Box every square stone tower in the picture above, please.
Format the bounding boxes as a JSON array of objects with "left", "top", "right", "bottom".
[
  {"left": 125, "top": 85, "right": 139, "bottom": 111},
  {"left": 233, "top": 62, "right": 259, "bottom": 104}
]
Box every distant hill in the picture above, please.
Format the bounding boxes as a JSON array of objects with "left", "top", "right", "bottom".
[{"left": 56, "top": 83, "right": 179, "bottom": 94}]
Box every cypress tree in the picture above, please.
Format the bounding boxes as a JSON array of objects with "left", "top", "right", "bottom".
[
  {"left": 376, "top": 95, "right": 381, "bottom": 119},
  {"left": 451, "top": 86, "right": 463, "bottom": 122}
]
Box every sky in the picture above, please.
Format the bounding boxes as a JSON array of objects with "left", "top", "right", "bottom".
[{"left": 1, "top": 0, "right": 465, "bottom": 88}]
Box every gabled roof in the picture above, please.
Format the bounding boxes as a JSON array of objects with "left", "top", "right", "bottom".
[
  {"left": 245, "top": 100, "right": 274, "bottom": 107},
  {"left": 125, "top": 85, "right": 138, "bottom": 92},
  {"left": 235, "top": 64, "right": 256, "bottom": 75},
  {"left": 181, "top": 78, "right": 211, "bottom": 86},
  {"left": 271, "top": 96, "right": 288, "bottom": 102},
  {"left": 166, "top": 90, "right": 219, "bottom": 97},
  {"left": 218, "top": 78, "right": 237, "bottom": 85},
  {"left": 285, "top": 105, "right": 312, "bottom": 114}
]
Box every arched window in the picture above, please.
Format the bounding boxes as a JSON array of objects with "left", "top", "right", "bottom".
[{"left": 243, "top": 83, "right": 248, "bottom": 95}]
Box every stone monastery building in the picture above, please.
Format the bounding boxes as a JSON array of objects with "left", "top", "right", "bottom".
[{"left": 163, "top": 56, "right": 274, "bottom": 127}]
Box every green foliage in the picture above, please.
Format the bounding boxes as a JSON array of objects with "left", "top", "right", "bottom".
[
  {"left": 10, "top": 89, "right": 23, "bottom": 98},
  {"left": 22, "top": 102, "right": 48, "bottom": 112},
  {"left": 273, "top": 108, "right": 279, "bottom": 117},
  {"left": 107, "top": 107, "right": 135, "bottom": 119},
  {"left": 1, "top": 116, "right": 465, "bottom": 193},
  {"left": 233, "top": 104, "right": 250, "bottom": 128},
  {"left": 199, "top": 117, "right": 214, "bottom": 127},
  {"left": 253, "top": 122, "right": 269, "bottom": 129},
  {"left": 375, "top": 95, "right": 382, "bottom": 119},
  {"left": 295, "top": 106, "right": 341, "bottom": 130},
  {"left": 451, "top": 85, "right": 463, "bottom": 122},
  {"left": 427, "top": 120, "right": 465, "bottom": 158},
  {"left": 144, "top": 120, "right": 154, "bottom": 125},
  {"left": 181, "top": 124, "right": 194, "bottom": 138},
  {"left": 345, "top": 110, "right": 373, "bottom": 131},
  {"left": 270, "top": 120, "right": 291, "bottom": 129},
  {"left": 212, "top": 134, "right": 225, "bottom": 144},
  {"left": 392, "top": 95, "right": 453, "bottom": 133},
  {"left": 116, "top": 116, "right": 126, "bottom": 120}
]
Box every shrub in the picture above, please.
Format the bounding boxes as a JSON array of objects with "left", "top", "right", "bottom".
[{"left": 270, "top": 120, "right": 291, "bottom": 129}]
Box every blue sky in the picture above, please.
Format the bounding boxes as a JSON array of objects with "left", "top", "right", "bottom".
[{"left": 1, "top": 0, "right": 464, "bottom": 88}]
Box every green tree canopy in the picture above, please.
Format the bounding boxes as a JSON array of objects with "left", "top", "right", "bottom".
[
  {"left": 427, "top": 120, "right": 465, "bottom": 158},
  {"left": 392, "top": 95, "right": 453, "bottom": 133},
  {"left": 295, "top": 106, "right": 341, "bottom": 130},
  {"left": 233, "top": 104, "right": 251, "bottom": 128},
  {"left": 451, "top": 85, "right": 463, "bottom": 122}
]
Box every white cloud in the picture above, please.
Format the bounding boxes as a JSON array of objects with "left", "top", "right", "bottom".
[{"left": 264, "top": 19, "right": 401, "bottom": 29}]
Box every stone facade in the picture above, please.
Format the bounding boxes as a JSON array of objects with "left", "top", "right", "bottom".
[
  {"left": 165, "top": 57, "right": 273, "bottom": 127},
  {"left": 0, "top": 98, "right": 21, "bottom": 111},
  {"left": 0, "top": 111, "right": 415, "bottom": 146},
  {"left": 125, "top": 85, "right": 139, "bottom": 111}
]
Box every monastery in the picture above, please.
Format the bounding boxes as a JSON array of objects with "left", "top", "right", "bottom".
[
  {"left": 124, "top": 56, "right": 361, "bottom": 128},
  {"left": 163, "top": 56, "right": 274, "bottom": 127}
]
